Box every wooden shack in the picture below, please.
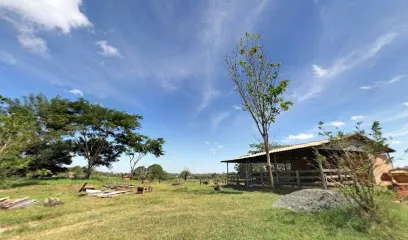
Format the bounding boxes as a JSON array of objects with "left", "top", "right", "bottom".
[{"left": 222, "top": 134, "right": 395, "bottom": 189}]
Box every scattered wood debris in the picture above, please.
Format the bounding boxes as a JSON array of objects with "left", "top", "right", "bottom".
[
  {"left": 44, "top": 197, "right": 63, "bottom": 207},
  {"left": 86, "top": 189, "right": 129, "bottom": 198},
  {"left": 0, "top": 197, "right": 38, "bottom": 210},
  {"left": 103, "top": 183, "right": 137, "bottom": 190},
  {"left": 78, "top": 182, "right": 96, "bottom": 192}
]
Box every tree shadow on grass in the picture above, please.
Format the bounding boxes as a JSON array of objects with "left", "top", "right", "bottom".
[
  {"left": 171, "top": 187, "right": 243, "bottom": 195},
  {"left": 0, "top": 180, "right": 47, "bottom": 189}
]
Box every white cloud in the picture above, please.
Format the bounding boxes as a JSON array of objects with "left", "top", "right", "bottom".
[
  {"left": 68, "top": 88, "right": 84, "bottom": 96},
  {"left": 233, "top": 105, "right": 242, "bottom": 110},
  {"left": 403, "top": 102, "right": 408, "bottom": 107},
  {"left": 209, "top": 148, "right": 216, "bottom": 155},
  {"left": 315, "top": 32, "right": 397, "bottom": 80},
  {"left": 297, "top": 32, "right": 398, "bottom": 101},
  {"left": 0, "top": 0, "right": 91, "bottom": 54},
  {"left": 351, "top": 116, "right": 364, "bottom": 121},
  {"left": 286, "top": 133, "right": 315, "bottom": 141},
  {"left": 197, "top": 88, "right": 220, "bottom": 113},
  {"left": 391, "top": 140, "right": 402, "bottom": 145},
  {"left": 385, "top": 124, "right": 408, "bottom": 138},
  {"left": 205, "top": 141, "right": 210, "bottom": 145},
  {"left": 328, "top": 121, "right": 345, "bottom": 127},
  {"left": 360, "top": 74, "right": 404, "bottom": 90},
  {"left": 217, "top": 145, "right": 223, "bottom": 148},
  {"left": 17, "top": 33, "right": 47, "bottom": 54},
  {"left": 312, "top": 64, "right": 329, "bottom": 78},
  {"left": 96, "top": 40, "right": 122, "bottom": 57},
  {"left": 211, "top": 112, "right": 230, "bottom": 131},
  {"left": 0, "top": 51, "right": 17, "bottom": 64}
]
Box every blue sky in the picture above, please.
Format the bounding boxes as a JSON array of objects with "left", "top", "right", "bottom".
[{"left": 1, "top": 0, "right": 408, "bottom": 173}]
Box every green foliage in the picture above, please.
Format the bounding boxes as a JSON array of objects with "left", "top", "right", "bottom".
[
  {"left": 226, "top": 33, "right": 293, "bottom": 188},
  {"left": 118, "top": 133, "right": 165, "bottom": 177},
  {"left": 146, "top": 164, "right": 166, "bottom": 180},
  {"left": 317, "top": 121, "right": 394, "bottom": 221},
  {"left": 180, "top": 168, "right": 191, "bottom": 181},
  {"left": 0, "top": 96, "right": 36, "bottom": 159},
  {"left": 133, "top": 166, "right": 148, "bottom": 180},
  {"left": 45, "top": 97, "right": 143, "bottom": 179}
]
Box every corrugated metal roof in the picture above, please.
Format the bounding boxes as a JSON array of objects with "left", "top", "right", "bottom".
[
  {"left": 221, "top": 135, "right": 396, "bottom": 163},
  {"left": 221, "top": 139, "right": 330, "bottom": 162}
]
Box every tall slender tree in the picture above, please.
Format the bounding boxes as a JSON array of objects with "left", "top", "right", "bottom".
[{"left": 226, "top": 33, "right": 293, "bottom": 189}]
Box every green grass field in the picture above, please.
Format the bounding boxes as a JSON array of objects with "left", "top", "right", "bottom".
[{"left": 1, "top": 179, "right": 407, "bottom": 240}]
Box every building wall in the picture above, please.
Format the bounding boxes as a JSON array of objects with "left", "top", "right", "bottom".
[{"left": 373, "top": 154, "right": 393, "bottom": 186}]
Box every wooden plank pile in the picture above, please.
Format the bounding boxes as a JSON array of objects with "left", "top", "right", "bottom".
[
  {"left": 86, "top": 189, "right": 130, "bottom": 198},
  {"left": 0, "top": 197, "right": 38, "bottom": 210}
]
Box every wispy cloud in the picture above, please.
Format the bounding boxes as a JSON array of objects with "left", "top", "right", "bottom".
[
  {"left": 285, "top": 133, "right": 315, "bottom": 141},
  {"left": 0, "top": 0, "right": 91, "bottom": 55},
  {"left": 328, "top": 121, "right": 345, "bottom": 127},
  {"left": 403, "top": 102, "right": 408, "bottom": 107},
  {"left": 385, "top": 124, "right": 408, "bottom": 138},
  {"left": 68, "top": 88, "right": 84, "bottom": 96},
  {"left": 0, "top": 51, "right": 17, "bottom": 64},
  {"left": 233, "top": 105, "right": 242, "bottom": 110},
  {"left": 211, "top": 111, "right": 230, "bottom": 131},
  {"left": 297, "top": 32, "right": 399, "bottom": 101},
  {"left": 351, "top": 115, "right": 364, "bottom": 121},
  {"left": 96, "top": 40, "right": 122, "bottom": 57},
  {"left": 391, "top": 140, "right": 402, "bottom": 145},
  {"left": 360, "top": 74, "right": 404, "bottom": 90},
  {"left": 313, "top": 32, "right": 398, "bottom": 80},
  {"left": 206, "top": 142, "right": 224, "bottom": 155}
]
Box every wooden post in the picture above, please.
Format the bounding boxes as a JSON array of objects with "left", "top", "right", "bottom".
[
  {"left": 236, "top": 173, "right": 239, "bottom": 185},
  {"left": 200, "top": 179, "right": 202, "bottom": 185},
  {"left": 260, "top": 171, "right": 264, "bottom": 186},
  {"left": 296, "top": 170, "right": 301, "bottom": 188},
  {"left": 226, "top": 163, "right": 229, "bottom": 185},
  {"left": 317, "top": 151, "right": 328, "bottom": 189},
  {"left": 274, "top": 162, "right": 280, "bottom": 190},
  {"left": 245, "top": 161, "right": 249, "bottom": 187},
  {"left": 337, "top": 168, "right": 343, "bottom": 184}
]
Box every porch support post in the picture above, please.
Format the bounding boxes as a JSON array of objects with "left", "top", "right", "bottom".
[
  {"left": 316, "top": 150, "right": 328, "bottom": 190},
  {"left": 226, "top": 162, "right": 229, "bottom": 185},
  {"left": 245, "top": 160, "right": 249, "bottom": 187}
]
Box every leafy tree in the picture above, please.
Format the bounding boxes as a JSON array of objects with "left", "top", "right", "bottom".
[
  {"left": 317, "top": 121, "right": 399, "bottom": 220},
  {"left": 59, "top": 98, "right": 143, "bottom": 179},
  {"left": 119, "top": 133, "right": 165, "bottom": 178},
  {"left": 5, "top": 94, "right": 74, "bottom": 175},
  {"left": 226, "top": 33, "right": 293, "bottom": 188},
  {"left": 147, "top": 164, "right": 166, "bottom": 180},
  {"left": 0, "top": 95, "right": 36, "bottom": 178},
  {"left": 133, "top": 166, "right": 148, "bottom": 180},
  {"left": 0, "top": 95, "right": 36, "bottom": 158},
  {"left": 180, "top": 168, "right": 191, "bottom": 181}
]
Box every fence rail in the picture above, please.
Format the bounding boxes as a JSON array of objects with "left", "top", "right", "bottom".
[{"left": 227, "top": 168, "right": 352, "bottom": 189}]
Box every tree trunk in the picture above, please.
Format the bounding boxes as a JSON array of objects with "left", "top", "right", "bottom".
[
  {"left": 85, "top": 161, "right": 92, "bottom": 179},
  {"left": 85, "top": 168, "right": 91, "bottom": 179},
  {"left": 263, "top": 136, "right": 275, "bottom": 189}
]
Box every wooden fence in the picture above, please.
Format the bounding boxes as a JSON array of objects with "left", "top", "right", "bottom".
[{"left": 227, "top": 168, "right": 352, "bottom": 189}]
